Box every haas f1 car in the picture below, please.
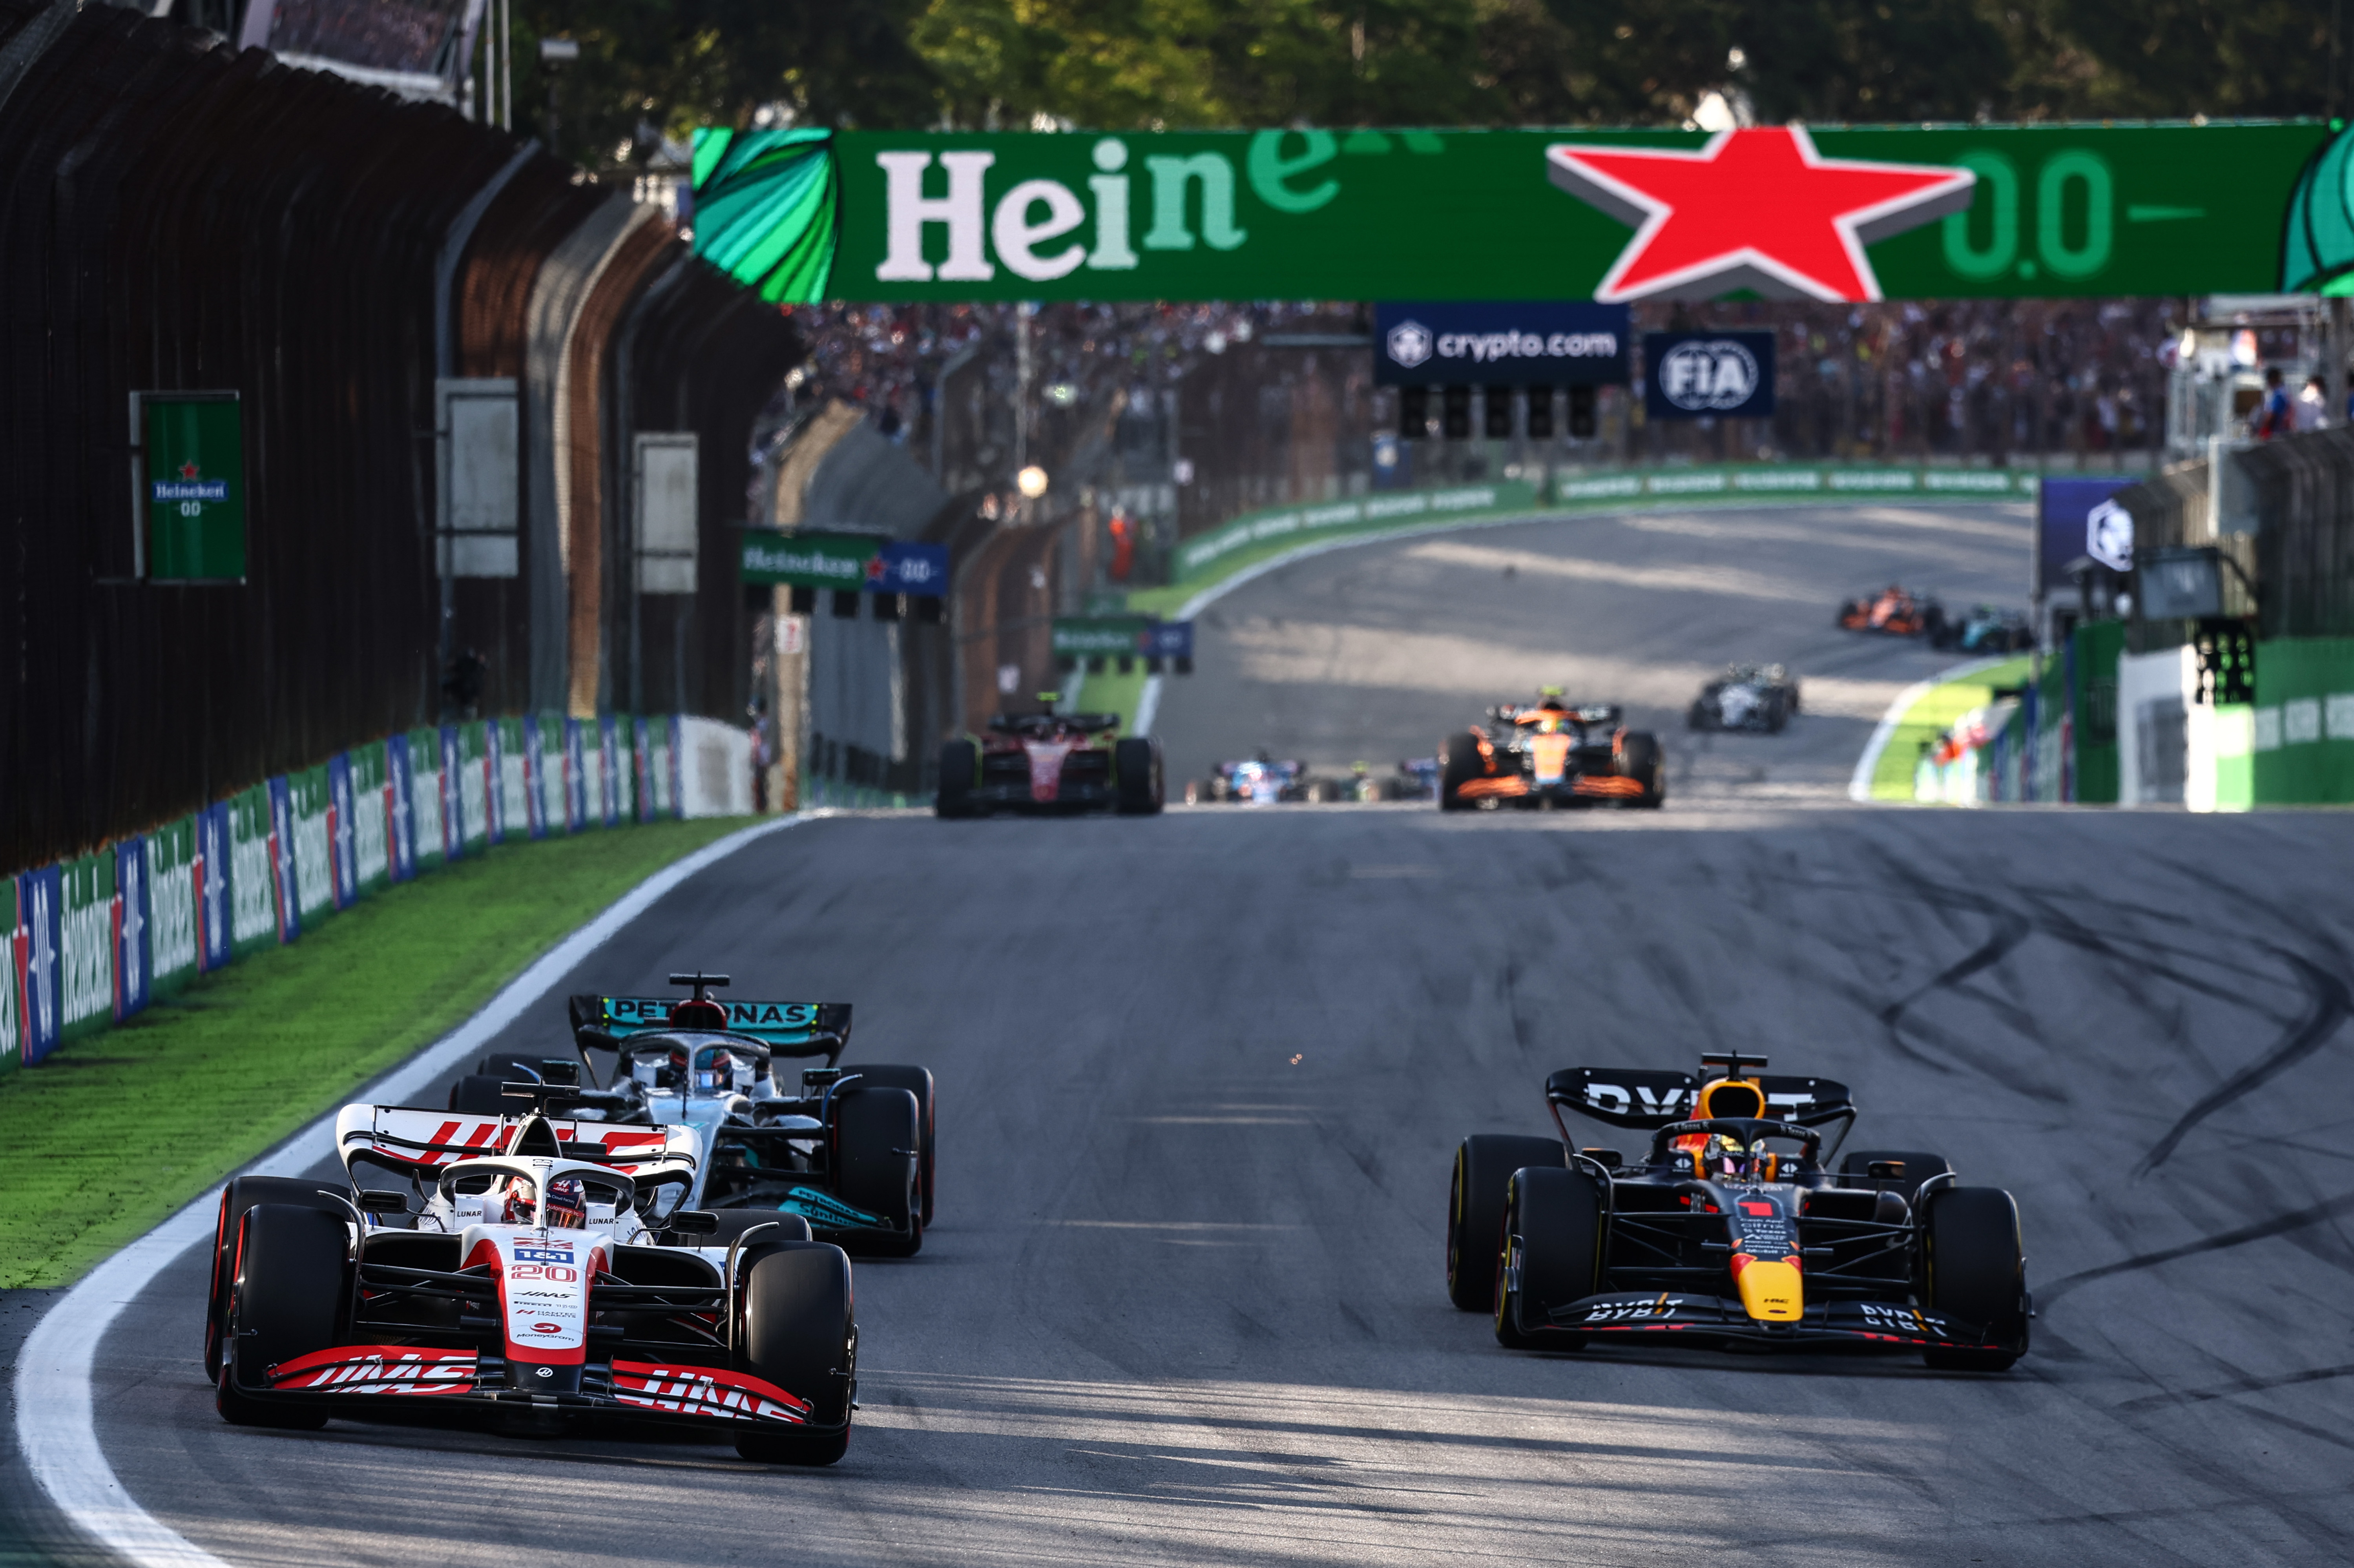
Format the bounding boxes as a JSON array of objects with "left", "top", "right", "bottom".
[
  {"left": 1689, "top": 664, "right": 1801, "bottom": 733},
  {"left": 204, "top": 976, "right": 936, "bottom": 1464},
  {"left": 1447, "top": 1052, "right": 2029, "bottom": 1369},
  {"left": 937, "top": 696, "right": 1163, "bottom": 817},
  {"left": 1440, "top": 689, "right": 1665, "bottom": 810},
  {"left": 1838, "top": 585, "right": 1946, "bottom": 640}
]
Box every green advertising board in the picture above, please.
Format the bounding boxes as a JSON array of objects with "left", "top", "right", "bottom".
[
  {"left": 740, "top": 531, "right": 881, "bottom": 589},
  {"left": 696, "top": 121, "right": 2338, "bottom": 305},
  {"left": 146, "top": 816, "right": 200, "bottom": 996},
  {"left": 58, "top": 850, "right": 115, "bottom": 1040},
  {"left": 138, "top": 391, "right": 246, "bottom": 581},
  {"left": 1051, "top": 617, "right": 1151, "bottom": 657}
]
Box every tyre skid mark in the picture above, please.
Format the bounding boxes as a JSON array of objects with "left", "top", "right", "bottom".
[{"left": 2035, "top": 1190, "right": 2354, "bottom": 1305}]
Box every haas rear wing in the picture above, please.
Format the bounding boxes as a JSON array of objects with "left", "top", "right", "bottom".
[
  {"left": 570, "top": 994, "right": 853, "bottom": 1059},
  {"left": 1545, "top": 1067, "right": 1855, "bottom": 1131}
]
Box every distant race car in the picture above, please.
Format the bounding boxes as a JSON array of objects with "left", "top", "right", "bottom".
[
  {"left": 1689, "top": 664, "right": 1802, "bottom": 733},
  {"left": 1838, "top": 585, "right": 1945, "bottom": 639},
  {"left": 204, "top": 974, "right": 934, "bottom": 1464},
  {"left": 1438, "top": 688, "right": 1664, "bottom": 810},
  {"left": 1934, "top": 604, "right": 2032, "bottom": 654},
  {"left": 1447, "top": 1050, "right": 2029, "bottom": 1370},
  {"left": 937, "top": 694, "right": 1162, "bottom": 816},
  {"left": 1341, "top": 758, "right": 1437, "bottom": 802},
  {"left": 1186, "top": 753, "right": 1339, "bottom": 804}
]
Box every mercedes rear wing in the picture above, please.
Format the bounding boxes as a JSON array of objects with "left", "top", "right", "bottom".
[{"left": 569, "top": 994, "right": 853, "bottom": 1059}]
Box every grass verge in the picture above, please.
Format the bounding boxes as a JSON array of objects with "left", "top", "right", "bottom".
[
  {"left": 1869, "top": 656, "right": 2031, "bottom": 800},
  {"left": 0, "top": 817, "right": 752, "bottom": 1288}
]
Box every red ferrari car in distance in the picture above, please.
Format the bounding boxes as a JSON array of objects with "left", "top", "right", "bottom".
[{"left": 936, "top": 694, "right": 1164, "bottom": 817}]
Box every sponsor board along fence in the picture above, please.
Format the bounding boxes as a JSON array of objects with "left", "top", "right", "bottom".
[{"left": 0, "top": 715, "right": 752, "bottom": 1070}]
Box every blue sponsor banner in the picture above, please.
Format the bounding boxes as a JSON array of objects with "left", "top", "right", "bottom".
[
  {"left": 385, "top": 734, "right": 417, "bottom": 882},
  {"left": 483, "top": 723, "right": 505, "bottom": 844},
  {"left": 439, "top": 726, "right": 464, "bottom": 861},
  {"left": 266, "top": 777, "right": 300, "bottom": 942},
  {"left": 2036, "top": 476, "right": 2138, "bottom": 599},
  {"left": 113, "top": 838, "right": 149, "bottom": 1021},
  {"left": 1374, "top": 301, "right": 1631, "bottom": 387},
  {"left": 522, "top": 719, "right": 547, "bottom": 839},
  {"left": 599, "top": 717, "right": 622, "bottom": 825},
  {"left": 874, "top": 540, "right": 950, "bottom": 596},
  {"left": 18, "top": 866, "right": 60, "bottom": 1063},
  {"left": 564, "top": 719, "right": 588, "bottom": 831},
  {"left": 1643, "top": 331, "right": 1776, "bottom": 420},
  {"left": 327, "top": 753, "right": 359, "bottom": 908},
  {"left": 1143, "top": 620, "right": 1193, "bottom": 661},
  {"left": 197, "top": 804, "right": 233, "bottom": 972}
]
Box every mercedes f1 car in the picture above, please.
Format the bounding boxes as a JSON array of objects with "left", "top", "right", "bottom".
[
  {"left": 937, "top": 695, "right": 1163, "bottom": 817},
  {"left": 203, "top": 977, "right": 934, "bottom": 1462},
  {"left": 1439, "top": 689, "right": 1664, "bottom": 810},
  {"left": 1838, "top": 585, "right": 1946, "bottom": 639},
  {"left": 1447, "top": 1052, "right": 2029, "bottom": 1370},
  {"left": 1185, "top": 752, "right": 1341, "bottom": 804},
  {"left": 1689, "top": 664, "right": 1801, "bottom": 733},
  {"left": 1932, "top": 604, "right": 2032, "bottom": 654}
]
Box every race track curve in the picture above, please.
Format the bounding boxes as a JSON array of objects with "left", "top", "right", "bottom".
[{"left": 7, "top": 507, "right": 2353, "bottom": 1568}]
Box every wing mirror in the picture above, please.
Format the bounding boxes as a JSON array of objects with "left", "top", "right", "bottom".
[
  {"left": 665, "top": 1210, "right": 721, "bottom": 1236},
  {"left": 1867, "top": 1160, "right": 1907, "bottom": 1181},
  {"left": 358, "top": 1189, "right": 412, "bottom": 1216}
]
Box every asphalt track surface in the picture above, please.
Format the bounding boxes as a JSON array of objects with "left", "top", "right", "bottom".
[{"left": 10, "top": 507, "right": 2354, "bottom": 1568}]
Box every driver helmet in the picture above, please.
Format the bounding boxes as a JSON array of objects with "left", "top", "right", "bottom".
[{"left": 544, "top": 1176, "right": 588, "bottom": 1229}]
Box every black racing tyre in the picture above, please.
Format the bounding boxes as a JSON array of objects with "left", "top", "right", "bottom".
[
  {"left": 1495, "top": 1167, "right": 1604, "bottom": 1350},
  {"left": 1616, "top": 731, "right": 1666, "bottom": 809},
  {"left": 1438, "top": 732, "right": 1485, "bottom": 812},
  {"left": 1788, "top": 683, "right": 1802, "bottom": 715},
  {"left": 733, "top": 1243, "right": 856, "bottom": 1465},
  {"left": 1447, "top": 1135, "right": 1566, "bottom": 1311},
  {"left": 1918, "top": 1187, "right": 2028, "bottom": 1371},
  {"left": 851, "top": 1064, "right": 936, "bottom": 1227},
  {"left": 936, "top": 740, "right": 978, "bottom": 818},
  {"left": 1837, "top": 600, "right": 1860, "bottom": 627},
  {"left": 1688, "top": 701, "right": 1713, "bottom": 731},
  {"left": 1923, "top": 605, "right": 1948, "bottom": 642},
  {"left": 1113, "top": 736, "right": 1163, "bottom": 815},
  {"left": 219, "top": 1205, "right": 349, "bottom": 1428},
  {"left": 1839, "top": 1150, "right": 1953, "bottom": 1207},
  {"left": 480, "top": 1052, "right": 548, "bottom": 1081},
  {"left": 449, "top": 1074, "right": 509, "bottom": 1115},
  {"left": 205, "top": 1176, "right": 351, "bottom": 1380},
  {"left": 832, "top": 1087, "right": 922, "bottom": 1255}
]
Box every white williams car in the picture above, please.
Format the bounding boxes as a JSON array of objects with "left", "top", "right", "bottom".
[{"left": 1688, "top": 664, "right": 1801, "bottom": 733}]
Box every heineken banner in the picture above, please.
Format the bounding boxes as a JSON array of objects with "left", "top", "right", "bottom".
[
  {"left": 740, "top": 531, "right": 951, "bottom": 595},
  {"left": 148, "top": 816, "right": 198, "bottom": 996},
  {"left": 288, "top": 766, "right": 333, "bottom": 926},
  {"left": 58, "top": 851, "right": 113, "bottom": 1041},
  {"left": 348, "top": 742, "right": 392, "bottom": 895},
  {"left": 227, "top": 784, "right": 277, "bottom": 954},
  {"left": 696, "top": 121, "right": 2339, "bottom": 305}
]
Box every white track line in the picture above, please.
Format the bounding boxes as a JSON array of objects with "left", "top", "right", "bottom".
[
  {"left": 13, "top": 814, "right": 808, "bottom": 1568},
  {"left": 1846, "top": 655, "right": 2020, "bottom": 802}
]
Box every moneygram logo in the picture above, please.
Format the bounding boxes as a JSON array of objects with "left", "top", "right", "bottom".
[
  {"left": 1657, "top": 339, "right": 1760, "bottom": 412},
  {"left": 1385, "top": 319, "right": 1432, "bottom": 368}
]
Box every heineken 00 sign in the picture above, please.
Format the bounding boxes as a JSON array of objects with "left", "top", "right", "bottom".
[{"left": 136, "top": 391, "right": 246, "bottom": 582}]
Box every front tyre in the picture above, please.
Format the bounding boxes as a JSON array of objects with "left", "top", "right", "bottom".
[
  {"left": 1447, "top": 1135, "right": 1566, "bottom": 1311},
  {"left": 1438, "top": 732, "right": 1485, "bottom": 812},
  {"left": 218, "top": 1205, "right": 349, "bottom": 1429},
  {"left": 1495, "top": 1167, "right": 1603, "bottom": 1350},
  {"left": 1616, "top": 731, "right": 1666, "bottom": 809},
  {"left": 1113, "top": 736, "right": 1163, "bottom": 815},
  {"left": 936, "top": 740, "right": 978, "bottom": 818},
  {"left": 832, "top": 1087, "right": 922, "bottom": 1255},
  {"left": 1918, "top": 1186, "right": 2028, "bottom": 1371},
  {"left": 734, "top": 1244, "right": 856, "bottom": 1465},
  {"left": 205, "top": 1176, "right": 351, "bottom": 1380}
]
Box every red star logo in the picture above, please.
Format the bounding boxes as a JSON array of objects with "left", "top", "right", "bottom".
[
  {"left": 1546, "top": 127, "right": 1975, "bottom": 303},
  {"left": 179, "top": 460, "right": 201, "bottom": 480}
]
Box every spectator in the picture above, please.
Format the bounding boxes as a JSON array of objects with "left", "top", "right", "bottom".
[
  {"left": 2296, "top": 373, "right": 2330, "bottom": 431},
  {"left": 2250, "top": 366, "right": 2292, "bottom": 439}
]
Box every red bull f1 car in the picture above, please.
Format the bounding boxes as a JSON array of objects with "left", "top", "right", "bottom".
[
  {"left": 1438, "top": 689, "right": 1665, "bottom": 810},
  {"left": 936, "top": 695, "right": 1163, "bottom": 817},
  {"left": 203, "top": 976, "right": 934, "bottom": 1464},
  {"left": 1447, "top": 1052, "right": 2029, "bottom": 1369}
]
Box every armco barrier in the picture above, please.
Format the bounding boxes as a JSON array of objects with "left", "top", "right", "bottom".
[
  {"left": 1169, "top": 463, "right": 2044, "bottom": 586},
  {"left": 2, "top": 711, "right": 734, "bottom": 1070}
]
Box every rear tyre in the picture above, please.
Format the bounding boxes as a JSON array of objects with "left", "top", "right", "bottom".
[
  {"left": 1447, "top": 1135, "right": 1566, "bottom": 1311},
  {"left": 1113, "top": 737, "right": 1163, "bottom": 815},
  {"left": 936, "top": 740, "right": 978, "bottom": 818},
  {"left": 832, "top": 1087, "right": 922, "bottom": 1255},
  {"left": 1495, "top": 1167, "right": 1603, "bottom": 1349},
  {"left": 850, "top": 1065, "right": 936, "bottom": 1226},
  {"left": 1918, "top": 1187, "right": 2028, "bottom": 1371},
  {"left": 218, "top": 1205, "right": 348, "bottom": 1428},
  {"left": 205, "top": 1176, "right": 351, "bottom": 1380},
  {"left": 733, "top": 1244, "right": 856, "bottom": 1465},
  {"left": 1438, "top": 733, "right": 1485, "bottom": 812},
  {"left": 1616, "top": 731, "right": 1666, "bottom": 809},
  {"left": 1839, "top": 1150, "right": 1953, "bottom": 1207},
  {"left": 448, "top": 1074, "right": 509, "bottom": 1115}
]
